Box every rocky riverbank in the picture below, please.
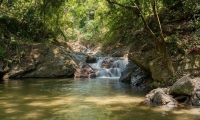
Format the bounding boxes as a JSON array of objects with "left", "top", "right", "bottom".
[
  {"left": 0, "top": 43, "right": 89, "bottom": 79},
  {"left": 144, "top": 76, "right": 200, "bottom": 107}
]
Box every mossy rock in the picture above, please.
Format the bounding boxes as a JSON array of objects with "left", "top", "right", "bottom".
[{"left": 169, "top": 76, "right": 196, "bottom": 96}]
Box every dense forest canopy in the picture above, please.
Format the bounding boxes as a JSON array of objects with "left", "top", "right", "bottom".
[
  {"left": 0, "top": 0, "right": 199, "bottom": 60},
  {"left": 0, "top": 0, "right": 108, "bottom": 43}
]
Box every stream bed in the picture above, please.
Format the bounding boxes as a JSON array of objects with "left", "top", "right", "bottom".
[{"left": 0, "top": 78, "right": 200, "bottom": 120}]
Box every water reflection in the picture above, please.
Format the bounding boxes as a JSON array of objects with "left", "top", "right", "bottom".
[{"left": 0, "top": 78, "right": 200, "bottom": 120}]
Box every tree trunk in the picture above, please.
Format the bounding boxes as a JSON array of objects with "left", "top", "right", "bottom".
[{"left": 151, "top": 0, "right": 175, "bottom": 75}]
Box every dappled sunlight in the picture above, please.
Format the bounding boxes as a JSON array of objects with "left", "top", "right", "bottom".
[
  {"left": 5, "top": 108, "right": 19, "bottom": 114},
  {"left": 23, "top": 95, "right": 49, "bottom": 100},
  {"left": 0, "top": 102, "right": 19, "bottom": 108},
  {"left": 26, "top": 97, "right": 77, "bottom": 107},
  {"left": 172, "top": 107, "right": 200, "bottom": 115},
  {"left": 1, "top": 78, "right": 200, "bottom": 120},
  {"left": 22, "top": 110, "right": 44, "bottom": 119},
  {"left": 84, "top": 95, "right": 143, "bottom": 105}
]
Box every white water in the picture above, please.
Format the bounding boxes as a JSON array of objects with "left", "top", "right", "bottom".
[{"left": 89, "top": 57, "right": 128, "bottom": 78}]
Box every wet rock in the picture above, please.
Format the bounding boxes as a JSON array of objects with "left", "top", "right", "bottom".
[
  {"left": 152, "top": 91, "right": 177, "bottom": 106},
  {"left": 119, "top": 61, "right": 147, "bottom": 87},
  {"left": 131, "top": 68, "right": 147, "bottom": 86},
  {"left": 87, "top": 57, "right": 128, "bottom": 78},
  {"left": 144, "top": 88, "right": 177, "bottom": 107},
  {"left": 86, "top": 55, "right": 96, "bottom": 63},
  {"left": 74, "top": 64, "right": 96, "bottom": 78},
  {"left": 101, "top": 58, "right": 114, "bottom": 68},
  {"left": 119, "top": 61, "right": 137, "bottom": 83}
]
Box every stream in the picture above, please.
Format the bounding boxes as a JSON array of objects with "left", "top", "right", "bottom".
[
  {"left": 0, "top": 57, "right": 200, "bottom": 120},
  {"left": 0, "top": 78, "right": 200, "bottom": 120}
]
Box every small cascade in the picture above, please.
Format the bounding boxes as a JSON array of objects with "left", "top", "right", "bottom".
[{"left": 89, "top": 57, "right": 128, "bottom": 78}]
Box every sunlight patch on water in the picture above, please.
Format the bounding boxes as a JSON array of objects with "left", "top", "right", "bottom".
[
  {"left": 1, "top": 78, "right": 200, "bottom": 120},
  {"left": 22, "top": 110, "right": 44, "bottom": 119},
  {"left": 0, "top": 102, "right": 18, "bottom": 108},
  {"left": 5, "top": 108, "right": 18, "bottom": 114},
  {"left": 172, "top": 107, "right": 200, "bottom": 115},
  {"left": 84, "top": 95, "right": 143, "bottom": 105}
]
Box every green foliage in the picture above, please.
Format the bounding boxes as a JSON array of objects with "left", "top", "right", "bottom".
[
  {"left": 103, "top": 0, "right": 166, "bottom": 46},
  {"left": 0, "top": 0, "right": 198, "bottom": 51},
  {"left": 0, "top": 46, "right": 6, "bottom": 59},
  {"left": 0, "top": 0, "right": 67, "bottom": 43},
  {"left": 183, "top": 1, "right": 199, "bottom": 14},
  {"left": 166, "top": 35, "right": 180, "bottom": 55},
  {"left": 103, "top": 6, "right": 138, "bottom": 45},
  {"left": 162, "top": 0, "right": 180, "bottom": 8},
  {"left": 103, "top": 0, "right": 200, "bottom": 48},
  {"left": 63, "top": 0, "right": 108, "bottom": 45}
]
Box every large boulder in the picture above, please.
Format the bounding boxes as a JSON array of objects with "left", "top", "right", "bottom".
[
  {"left": 144, "top": 88, "right": 177, "bottom": 107},
  {"left": 169, "top": 76, "right": 197, "bottom": 96},
  {"left": 119, "top": 61, "right": 147, "bottom": 87},
  {"left": 168, "top": 76, "right": 200, "bottom": 106},
  {"left": 5, "top": 43, "right": 77, "bottom": 78},
  {"left": 149, "top": 57, "right": 172, "bottom": 85},
  {"left": 119, "top": 61, "right": 138, "bottom": 83}
]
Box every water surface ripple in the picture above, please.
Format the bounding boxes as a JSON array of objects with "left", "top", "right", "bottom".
[{"left": 0, "top": 78, "right": 200, "bottom": 120}]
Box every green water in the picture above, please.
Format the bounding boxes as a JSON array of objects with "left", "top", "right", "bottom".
[{"left": 0, "top": 78, "right": 200, "bottom": 120}]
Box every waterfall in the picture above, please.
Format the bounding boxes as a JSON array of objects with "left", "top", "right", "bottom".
[{"left": 89, "top": 57, "right": 128, "bottom": 78}]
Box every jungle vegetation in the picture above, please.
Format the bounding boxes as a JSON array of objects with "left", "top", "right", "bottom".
[{"left": 0, "top": 0, "right": 199, "bottom": 69}]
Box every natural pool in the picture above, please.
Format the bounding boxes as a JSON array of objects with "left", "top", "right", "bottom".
[{"left": 0, "top": 78, "right": 200, "bottom": 120}]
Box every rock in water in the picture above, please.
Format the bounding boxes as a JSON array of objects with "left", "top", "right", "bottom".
[
  {"left": 119, "top": 61, "right": 146, "bottom": 86},
  {"left": 86, "top": 55, "right": 96, "bottom": 63},
  {"left": 119, "top": 61, "right": 137, "bottom": 83},
  {"left": 144, "top": 88, "right": 177, "bottom": 107},
  {"left": 74, "top": 64, "right": 96, "bottom": 78}
]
